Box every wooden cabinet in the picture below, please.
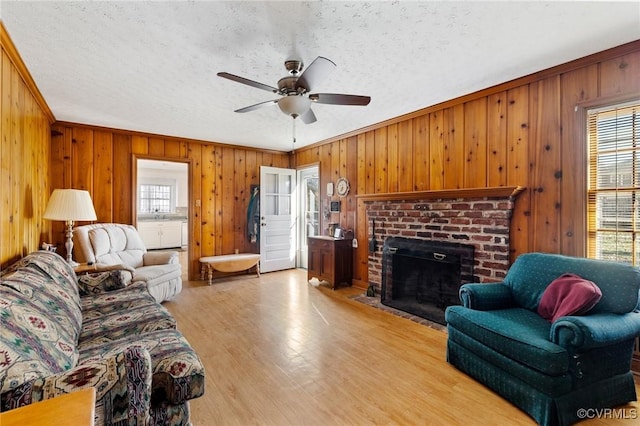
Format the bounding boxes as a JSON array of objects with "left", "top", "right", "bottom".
[
  {"left": 307, "top": 236, "right": 353, "bottom": 289},
  {"left": 137, "top": 221, "right": 182, "bottom": 249}
]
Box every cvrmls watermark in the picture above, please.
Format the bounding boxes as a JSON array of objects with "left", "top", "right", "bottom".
[{"left": 576, "top": 408, "right": 637, "bottom": 420}]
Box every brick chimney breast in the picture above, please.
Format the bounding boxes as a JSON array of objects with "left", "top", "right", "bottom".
[{"left": 362, "top": 187, "right": 523, "bottom": 293}]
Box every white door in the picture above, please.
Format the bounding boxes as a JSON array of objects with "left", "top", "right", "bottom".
[
  {"left": 297, "top": 166, "right": 319, "bottom": 268},
  {"left": 260, "top": 166, "right": 297, "bottom": 273}
]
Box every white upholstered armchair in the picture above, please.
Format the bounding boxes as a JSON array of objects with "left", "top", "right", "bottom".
[{"left": 73, "top": 223, "right": 182, "bottom": 302}]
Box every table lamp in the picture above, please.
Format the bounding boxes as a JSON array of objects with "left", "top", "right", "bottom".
[{"left": 43, "top": 189, "right": 97, "bottom": 266}]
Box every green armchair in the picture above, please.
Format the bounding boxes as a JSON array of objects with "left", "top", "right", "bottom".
[{"left": 445, "top": 252, "right": 640, "bottom": 426}]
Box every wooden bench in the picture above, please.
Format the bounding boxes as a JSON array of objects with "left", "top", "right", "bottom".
[{"left": 199, "top": 253, "right": 261, "bottom": 285}]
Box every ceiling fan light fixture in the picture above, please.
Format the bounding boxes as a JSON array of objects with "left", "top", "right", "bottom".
[
  {"left": 219, "top": 56, "right": 369, "bottom": 124},
  {"left": 278, "top": 95, "right": 311, "bottom": 117}
]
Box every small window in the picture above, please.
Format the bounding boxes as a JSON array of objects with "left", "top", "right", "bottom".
[
  {"left": 139, "top": 184, "right": 172, "bottom": 213},
  {"left": 587, "top": 101, "right": 640, "bottom": 265}
]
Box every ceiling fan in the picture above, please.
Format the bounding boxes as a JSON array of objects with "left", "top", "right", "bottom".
[{"left": 217, "top": 56, "right": 371, "bottom": 124}]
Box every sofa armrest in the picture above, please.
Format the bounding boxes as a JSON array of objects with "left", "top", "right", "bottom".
[
  {"left": 1, "top": 346, "right": 152, "bottom": 426},
  {"left": 77, "top": 269, "right": 133, "bottom": 296},
  {"left": 143, "top": 251, "right": 179, "bottom": 266},
  {"left": 459, "top": 282, "right": 516, "bottom": 310},
  {"left": 550, "top": 312, "right": 640, "bottom": 350},
  {"left": 95, "top": 263, "right": 136, "bottom": 274}
]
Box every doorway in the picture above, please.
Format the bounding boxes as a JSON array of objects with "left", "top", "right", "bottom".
[
  {"left": 135, "top": 158, "right": 190, "bottom": 279},
  {"left": 297, "top": 165, "right": 319, "bottom": 268}
]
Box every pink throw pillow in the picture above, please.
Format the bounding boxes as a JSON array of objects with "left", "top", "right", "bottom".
[{"left": 537, "top": 273, "right": 602, "bottom": 322}]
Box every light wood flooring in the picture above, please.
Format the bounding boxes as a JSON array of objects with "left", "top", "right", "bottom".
[{"left": 163, "top": 269, "right": 640, "bottom": 426}]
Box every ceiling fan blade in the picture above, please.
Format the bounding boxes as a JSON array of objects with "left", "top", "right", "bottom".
[
  {"left": 309, "top": 93, "right": 371, "bottom": 106},
  {"left": 300, "top": 108, "right": 317, "bottom": 124},
  {"left": 217, "top": 72, "right": 278, "bottom": 93},
  {"left": 234, "top": 99, "right": 279, "bottom": 113},
  {"left": 296, "top": 56, "right": 336, "bottom": 92}
]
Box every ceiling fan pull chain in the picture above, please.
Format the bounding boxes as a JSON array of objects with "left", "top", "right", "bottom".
[{"left": 292, "top": 117, "right": 297, "bottom": 149}]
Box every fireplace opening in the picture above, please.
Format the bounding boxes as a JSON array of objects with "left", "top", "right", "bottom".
[{"left": 381, "top": 237, "right": 475, "bottom": 325}]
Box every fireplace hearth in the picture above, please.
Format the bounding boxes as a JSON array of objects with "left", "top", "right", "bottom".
[{"left": 381, "top": 237, "right": 475, "bottom": 325}]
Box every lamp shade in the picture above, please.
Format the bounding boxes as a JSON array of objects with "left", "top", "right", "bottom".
[{"left": 43, "top": 189, "right": 97, "bottom": 221}]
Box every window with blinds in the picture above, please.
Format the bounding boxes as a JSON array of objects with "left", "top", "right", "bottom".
[{"left": 587, "top": 101, "right": 640, "bottom": 265}]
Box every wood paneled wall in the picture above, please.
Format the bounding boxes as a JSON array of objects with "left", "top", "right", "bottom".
[
  {"left": 294, "top": 41, "right": 640, "bottom": 288},
  {"left": 0, "top": 24, "right": 54, "bottom": 269},
  {"left": 49, "top": 123, "right": 290, "bottom": 279},
  {"left": 2, "top": 17, "right": 639, "bottom": 289}
]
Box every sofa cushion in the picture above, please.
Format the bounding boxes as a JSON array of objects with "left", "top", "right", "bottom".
[
  {"left": 538, "top": 273, "right": 602, "bottom": 322},
  {"left": 447, "top": 327, "right": 572, "bottom": 396},
  {"left": 0, "top": 286, "right": 78, "bottom": 394},
  {"left": 0, "top": 265, "right": 82, "bottom": 343},
  {"left": 445, "top": 306, "right": 568, "bottom": 376},
  {"left": 1, "top": 251, "right": 81, "bottom": 311},
  {"left": 79, "top": 285, "right": 177, "bottom": 347},
  {"left": 80, "top": 281, "right": 153, "bottom": 311},
  {"left": 0, "top": 253, "right": 82, "bottom": 382}
]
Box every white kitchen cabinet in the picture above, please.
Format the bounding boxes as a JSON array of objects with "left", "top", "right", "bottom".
[
  {"left": 137, "top": 221, "right": 182, "bottom": 249},
  {"left": 138, "top": 222, "right": 162, "bottom": 249}
]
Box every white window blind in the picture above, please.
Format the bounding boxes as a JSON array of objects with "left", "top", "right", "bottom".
[{"left": 587, "top": 101, "right": 640, "bottom": 265}]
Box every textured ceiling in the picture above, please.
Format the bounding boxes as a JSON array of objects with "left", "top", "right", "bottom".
[{"left": 2, "top": 1, "right": 639, "bottom": 151}]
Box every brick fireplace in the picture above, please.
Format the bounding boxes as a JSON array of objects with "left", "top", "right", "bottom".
[
  {"left": 381, "top": 236, "right": 476, "bottom": 324},
  {"left": 361, "top": 187, "right": 524, "bottom": 295}
]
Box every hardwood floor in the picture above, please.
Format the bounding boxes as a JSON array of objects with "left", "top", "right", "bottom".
[{"left": 163, "top": 269, "right": 640, "bottom": 426}]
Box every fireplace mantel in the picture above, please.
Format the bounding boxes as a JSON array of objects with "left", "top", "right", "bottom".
[{"left": 357, "top": 186, "right": 525, "bottom": 202}]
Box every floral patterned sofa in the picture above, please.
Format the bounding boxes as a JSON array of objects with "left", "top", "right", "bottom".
[{"left": 0, "top": 250, "right": 204, "bottom": 425}]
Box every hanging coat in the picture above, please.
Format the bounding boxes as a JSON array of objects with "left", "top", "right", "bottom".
[{"left": 247, "top": 186, "right": 260, "bottom": 244}]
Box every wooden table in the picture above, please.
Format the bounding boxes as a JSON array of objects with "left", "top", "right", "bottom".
[
  {"left": 199, "top": 253, "right": 261, "bottom": 285},
  {"left": 0, "top": 387, "right": 96, "bottom": 426},
  {"left": 74, "top": 263, "right": 97, "bottom": 275}
]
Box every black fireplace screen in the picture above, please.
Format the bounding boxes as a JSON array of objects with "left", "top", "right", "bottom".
[{"left": 381, "top": 237, "right": 475, "bottom": 325}]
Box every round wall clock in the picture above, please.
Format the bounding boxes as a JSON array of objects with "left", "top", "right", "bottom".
[{"left": 336, "top": 177, "right": 350, "bottom": 197}]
